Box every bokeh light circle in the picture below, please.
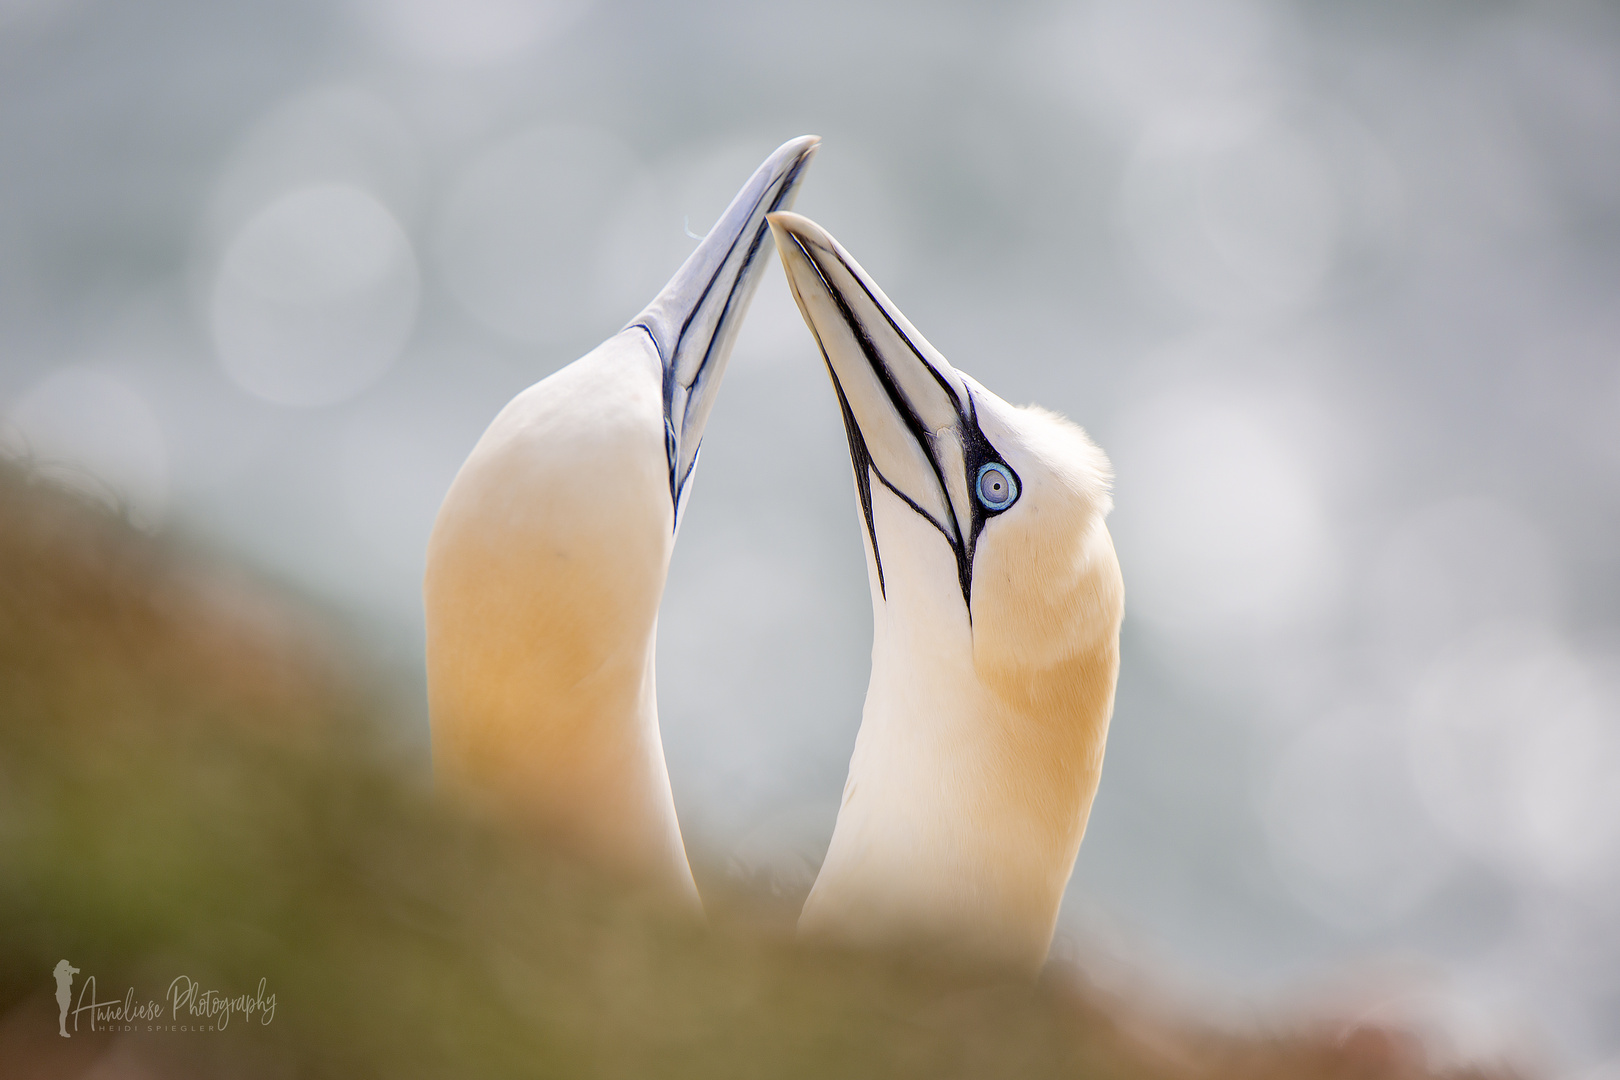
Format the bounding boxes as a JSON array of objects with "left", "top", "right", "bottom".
[
  {"left": 1121, "top": 108, "right": 1340, "bottom": 314},
  {"left": 357, "top": 0, "right": 593, "bottom": 68},
  {"left": 1111, "top": 387, "right": 1340, "bottom": 638},
  {"left": 1408, "top": 625, "right": 1620, "bottom": 887},
  {"left": 2, "top": 366, "right": 169, "bottom": 527},
  {"left": 1265, "top": 708, "right": 1456, "bottom": 929},
  {"left": 211, "top": 184, "right": 420, "bottom": 408},
  {"left": 438, "top": 126, "right": 642, "bottom": 344}
]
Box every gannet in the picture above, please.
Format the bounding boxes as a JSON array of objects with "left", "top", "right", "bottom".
[
  {"left": 768, "top": 211, "right": 1124, "bottom": 971},
  {"left": 424, "top": 137, "right": 819, "bottom": 911}
]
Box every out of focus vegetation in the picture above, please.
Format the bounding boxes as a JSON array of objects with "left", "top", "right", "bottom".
[{"left": 0, "top": 461, "right": 1523, "bottom": 1079}]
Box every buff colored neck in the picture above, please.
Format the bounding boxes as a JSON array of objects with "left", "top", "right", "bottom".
[{"left": 800, "top": 492, "right": 1120, "bottom": 970}]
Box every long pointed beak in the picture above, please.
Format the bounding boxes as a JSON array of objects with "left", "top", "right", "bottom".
[
  {"left": 632, "top": 135, "right": 819, "bottom": 517},
  {"left": 768, "top": 210, "right": 1012, "bottom": 609}
]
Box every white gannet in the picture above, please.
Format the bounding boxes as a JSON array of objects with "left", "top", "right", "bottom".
[
  {"left": 768, "top": 211, "right": 1124, "bottom": 971},
  {"left": 424, "top": 137, "right": 819, "bottom": 911}
]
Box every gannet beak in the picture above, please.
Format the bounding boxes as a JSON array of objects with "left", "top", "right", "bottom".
[
  {"left": 767, "top": 210, "right": 1016, "bottom": 609},
  {"left": 633, "top": 135, "right": 820, "bottom": 519}
]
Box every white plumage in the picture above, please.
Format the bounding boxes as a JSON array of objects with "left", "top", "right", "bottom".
[
  {"left": 424, "top": 138, "right": 818, "bottom": 910},
  {"left": 769, "top": 211, "right": 1124, "bottom": 971}
]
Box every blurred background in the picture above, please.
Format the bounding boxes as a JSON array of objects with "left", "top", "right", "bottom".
[{"left": 1, "top": 0, "right": 1616, "bottom": 1074}]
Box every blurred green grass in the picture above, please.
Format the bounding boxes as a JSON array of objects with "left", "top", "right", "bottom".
[{"left": 0, "top": 461, "right": 1520, "bottom": 1079}]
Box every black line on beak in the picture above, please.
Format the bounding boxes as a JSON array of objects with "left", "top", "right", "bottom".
[
  {"left": 637, "top": 146, "right": 817, "bottom": 523},
  {"left": 827, "top": 361, "right": 886, "bottom": 599},
  {"left": 665, "top": 150, "right": 813, "bottom": 442},
  {"left": 810, "top": 247, "right": 975, "bottom": 609},
  {"left": 783, "top": 228, "right": 1028, "bottom": 618},
  {"left": 785, "top": 232, "right": 984, "bottom": 611}
]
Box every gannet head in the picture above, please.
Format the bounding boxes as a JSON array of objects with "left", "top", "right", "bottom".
[
  {"left": 424, "top": 137, "right": 818, "bottom": 907},
  {"left": 768, "top": 210, "right": 1124, "bottom": 971}
]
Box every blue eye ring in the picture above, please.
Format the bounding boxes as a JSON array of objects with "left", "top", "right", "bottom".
[{"left": 975, "top": 462, "right": 1018, "bottom": 511}]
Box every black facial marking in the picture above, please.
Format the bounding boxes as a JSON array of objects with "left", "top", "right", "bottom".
[
  {"left": 794, "top": 235, "right": 1021, "bottom": 615},
  {"left": 826, "top": 360, "right": 887, "bottom": 598}
]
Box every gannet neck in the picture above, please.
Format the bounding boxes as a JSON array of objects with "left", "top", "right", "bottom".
[
  {"left": 426, "top": 331, "right": 699, "bottom": 908},
  {"left": 800, "top": 478, "right": 1122, "bottom": 970},
  {"left": 770, "top": 211, "right": 1125, "bottom": 972}
]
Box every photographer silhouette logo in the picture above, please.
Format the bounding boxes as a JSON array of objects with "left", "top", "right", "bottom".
[{"left": 53, "top": 960, "right": 79, "bottom": 1038}]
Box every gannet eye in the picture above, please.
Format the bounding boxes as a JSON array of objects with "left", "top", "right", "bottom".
[{"left": 976, "top": 463, "right": 1018, "bottom": 511}]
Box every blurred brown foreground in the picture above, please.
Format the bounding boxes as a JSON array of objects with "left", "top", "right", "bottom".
[{"left": 0, "top": 462, "right": 1525, "bottom": 1080}]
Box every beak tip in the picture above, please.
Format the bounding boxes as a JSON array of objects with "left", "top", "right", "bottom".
[
  {"left": 788, "top": 134, "right": 821, "bottom": 158},
  {"left": 766, "top": 209, "right": 816, "bottom": 243},
  {"left": 775, "top": 136, "right": 820, "bottom": 189}
]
